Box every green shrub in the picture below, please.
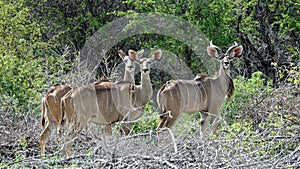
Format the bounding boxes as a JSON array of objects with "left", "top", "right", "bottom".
[
  {"left": 0, "top": 55, "right": 44, "bottom": 115},
  {"left": 220, "top": 70, "right": 299, "bottom": 161},
  {"left": 221, "top": 71, "right": 273, "bottom": 125},
  {"left": 132, "top": 102, "right": 158, "bottom": 133},
  {"left": 0, "top": 1, "right": 72, "bottom": 116}
]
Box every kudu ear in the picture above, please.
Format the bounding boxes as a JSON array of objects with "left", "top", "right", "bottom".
[
  {"left": 128, "top": 50, "right": 137, "bottom": 60},
  {"left": 232, "top": 46, "right": 243, "bottom": 58},
  {"left": 136, "top": 49, "right": 144, "bottom": 60},
  {"left": 118, "top": 50, "right": 126, "bottom": 59},
  {"left": 152, "top": 49, "right": 162, "bottom": 61},
  {"left": 207, "top": 46, "right": 219, "bottom": 59}
]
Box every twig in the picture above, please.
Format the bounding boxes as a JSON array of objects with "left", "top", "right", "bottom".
[
  {"left": 163, "top": 160, "right": 178, "bottom": 169},
  {"left": 161, "top": 127, "right": 178, "bottom": 153}
]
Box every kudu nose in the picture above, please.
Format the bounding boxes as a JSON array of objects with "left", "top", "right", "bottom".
[
  {"left": 127, "top": 65, "right": 134, "bottom": 70},
  {"left": 223, "top": 61, "right": 230, "bottom": 69},
  {"left": 142, "top": 69, "right": 149, "bottom": 73}
]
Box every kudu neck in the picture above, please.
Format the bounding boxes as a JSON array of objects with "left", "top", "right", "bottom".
[
  {"left": 141, "top": 72, "right": 151, "bottom": 89},
  {"left": 124, "top": 71, "right": 135, "bottom": 84},
  {"left": 214, "top": 63, "right": 231, "bottom": 92},
  {"left": 135, "top": 72, "right": 152, "bottom": 106}
]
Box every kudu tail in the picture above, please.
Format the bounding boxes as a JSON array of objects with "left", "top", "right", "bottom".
[
  {"left": 156, "top": 88, "right": 168, "bottom": 130},
  {"left": 157, "top": 88, "right": 166, "bottom": 117},
  {"left": 40, "top": 97, "right": 47, "bottom": 128}
]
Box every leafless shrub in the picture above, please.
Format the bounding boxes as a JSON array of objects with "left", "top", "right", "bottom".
[{"left": 1, "top": 82, "right": 299, "bottom": 168}]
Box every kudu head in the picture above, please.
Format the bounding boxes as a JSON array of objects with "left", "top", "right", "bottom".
[
  {"left": 207, "top": 41, "right": 243, "bottom": 70},
  {"left": 137, "top": 49, "right": 162, "bottom": 75},
  {"left": 118, "top": 49, "right": 145, "bottom": 73}
]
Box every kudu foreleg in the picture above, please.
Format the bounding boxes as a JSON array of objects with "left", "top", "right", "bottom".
[
  {"left": 210, "top": 114, "right": 219, "bottom": 135},
  {"left": 200, "top": 112, "right": 209, "bottom": 135},
  {"left": 201, "top": 112, "right": 219, "bottom": 136},
  {"left": 102, "top": 124, "right": 113, "bottom": 136},
  {"left": 62, "top": 122, "right": 83, "bottom": 157},
  {"left": 120, "top": 122, "right": 132, "bottom": 135}
]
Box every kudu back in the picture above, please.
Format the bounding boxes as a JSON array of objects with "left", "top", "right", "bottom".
[{"left": 156, "top": 42, "right": 243, "bottom": 135}]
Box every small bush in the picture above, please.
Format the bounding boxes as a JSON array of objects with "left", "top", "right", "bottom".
[
  {"left": 221, "top": 71, "right": 273, "bottom": 125},
  {"left": 132, "top": 102, "right": 158, "bottom": 133}
]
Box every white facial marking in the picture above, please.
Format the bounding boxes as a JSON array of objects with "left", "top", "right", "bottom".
[
  {"left": 222, "top": 56, "right": 230, "bottom": 69},
  {"left": 124, "top": 56, "right": 135, "bottom": 72},
  {"left": 142, "top": 60, "right": 148, "bottom": 69},
  {"left": 138, "top": 58, "right": 152, "bottom": 74}
]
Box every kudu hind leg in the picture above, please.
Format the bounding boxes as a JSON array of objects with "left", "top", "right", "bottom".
[
  {"left": 156, "top": 114, "right": 168, "bottom": 131},
  {"left": 163, "top": 110, "right": 179, "bottom": 129},
  {"left": 56, "top": 123, "right": 67, "bottom": 145},
  {"left": 120, "top": 122, "right": 132, "bottom": 136},
  {"left": 156, "top": 110, "right": 177, "bottom": 131},
  {"left": 40, "top": 121, "right": 54, "bottom": 155},
  {"left": 62, "top": 123, "right": 83, "bottom": 157}
]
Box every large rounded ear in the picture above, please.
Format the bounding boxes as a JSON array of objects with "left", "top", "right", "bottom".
[
  {"left": 232, "top": 46, "right": 243, "bottom": 57},
  {"left": 136, "top": 49, "right": 144, "bottom": 60},
  {"left": 118, "top": 50, "right": 126, "bottom": 59},
  {"left": 207, "top": 46, "right": 219, "bottom": 59},
  {"left": 152, "top": 49, "right": 162, "bottom": 61},
  {"left": 128, "top": 50, "right": 137, "bottom": 60}
]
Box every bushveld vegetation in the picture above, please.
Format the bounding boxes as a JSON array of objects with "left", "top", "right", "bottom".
[{"left": 0, "top": 0, "right": 299, "bottom": 168}]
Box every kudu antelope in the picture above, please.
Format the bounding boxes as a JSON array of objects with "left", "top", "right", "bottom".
[
  {"left": 39, "top": 49, "right": 142, "bottom": 155},
  {"left": 40, "top": 84, "right": 71, "bottom": 155},
  {"left": 156, "top": 42, "right": 243, "bottom": 135},
  {"left": 121, "top": 49, "right": 162, "bottom": 133},
  {"left": 60, "top": 49, "right": 162, "bottom": 156},
  {"left": 99, "top": 49, "right": 144, "bottom": 135}
]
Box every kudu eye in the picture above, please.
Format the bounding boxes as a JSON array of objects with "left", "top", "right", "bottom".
[{"left": 220, "top": 54, "right": 225, "bottom": 60}]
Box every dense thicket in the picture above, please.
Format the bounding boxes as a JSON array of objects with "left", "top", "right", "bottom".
[
  {"left": 0, "top": 0, "right": 298, "bottom": 113},
  {"left": 1, "top": 0, "right": 298, "bottom": 114}
]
